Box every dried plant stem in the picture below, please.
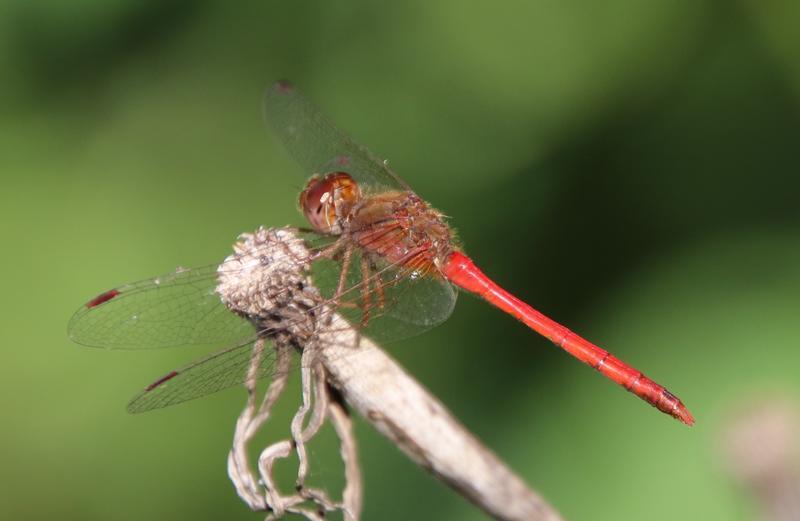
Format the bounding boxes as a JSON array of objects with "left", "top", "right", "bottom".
[
  {"left": 328, "top": 391, "right": 362, "bottom": 521},
  {"left": 317, "top": 323, "right": 564, "bottom": 521},
  {"left": 228, "top": 338, "right": 291, "bottom": 510}
]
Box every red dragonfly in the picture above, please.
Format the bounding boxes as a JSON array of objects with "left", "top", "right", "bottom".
[{"left": 69, "top": 81, "right": 693, "bottom": 425}]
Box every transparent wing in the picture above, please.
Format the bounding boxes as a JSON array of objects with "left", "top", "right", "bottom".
[
  {"left": 68, "top": 264, "right": 256, "bottom": 349},
  {"left": 127, "top": 270, "right": 455, "bottom": 413},
  {"left": 127, "top": 339, "right": 279, "bottom": 413},
  {"left": 123, "top": 251, "right": 457, "bottom": 413},
  {"left": 307, "top": 246, "right": 458, "bottom": 344},
  {"left": 72, "top": 232, "right": 457, "bottom": 412},
  {"left": 264, "top": 80, "right": 412, "bottom": 194},
  {"left": 68, "top": 235, "right": 455, "bottom": 351}
]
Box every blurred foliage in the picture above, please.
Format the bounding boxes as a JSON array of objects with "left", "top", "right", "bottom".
[{"left": 2, "top": 1, "right": 800, "bottom": 520}]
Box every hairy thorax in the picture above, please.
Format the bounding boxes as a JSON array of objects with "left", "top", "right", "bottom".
[{"left": 347, "top": 191, "right": 454, "bottom": 274}]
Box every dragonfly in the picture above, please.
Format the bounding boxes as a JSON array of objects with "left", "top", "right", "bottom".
[{"left": 69, "top": 80, "right": 694, "bottom": 425}]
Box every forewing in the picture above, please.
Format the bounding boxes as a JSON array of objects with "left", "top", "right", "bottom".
[
  {"left": 68, "top": 264, "right": 255, "bottom": 349},
  {"left": 264, "top": 80, "right": 411, "bottom": 194}
]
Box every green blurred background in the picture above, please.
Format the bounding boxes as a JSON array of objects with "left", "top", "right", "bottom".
[{"left": 2, "top": 1, "right": 800, "bottom": 519}]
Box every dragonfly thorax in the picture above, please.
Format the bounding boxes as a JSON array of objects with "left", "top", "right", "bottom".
[
  {"left": 349, "top": 189, "right": 454, "bottom": 274},
  {"left": 301, "top": 172, "right": 454, "bottom": 274}
]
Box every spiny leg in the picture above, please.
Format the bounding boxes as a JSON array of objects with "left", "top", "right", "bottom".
[
  {"left": 311, "top": 240, "right": 354, "bottom": 329},
  {"left": 370, "top": 259, "right": 386, "bottom": 312},
  {"left": 359, "top": 254, "right": 374, "bottom": 328},
  {"left": 333, "top": 243, "right": 354, "bottom": 307},
  {"left": 310, "top": 235, "right": 347, "bottom": 262}
]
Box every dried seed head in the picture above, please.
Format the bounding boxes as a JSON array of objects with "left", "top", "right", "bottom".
[{"left": 216, "top": 227, "right": 318, "bottom": 322}]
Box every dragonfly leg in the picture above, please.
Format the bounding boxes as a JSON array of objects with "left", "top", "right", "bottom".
[
  {"left": 333, "top": 243, "right": 354, "bottom": 305},
  {"left": 371, "top": 259, "right": 386, "bottom": 311},
  {"left": 359, "top": 254, "right": 374, "bottom": 328},
  {"left": 310, "top": 235, "right": 347, "bottom": 262},
  {"left": 310, "top": 240, "right": 355, "bottom": 330}
]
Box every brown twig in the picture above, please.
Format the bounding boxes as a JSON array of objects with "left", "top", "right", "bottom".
[{"left": 317, "top": 316, "right": 563, "bottom": 521}]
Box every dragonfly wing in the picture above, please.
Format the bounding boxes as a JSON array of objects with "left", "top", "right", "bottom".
[
  {"left": 309, "top": 250, "right": 458, "bottom": 344},
  {"left": 68, "top": 264, "right": 256, "bottom": 349},
  {"left": 264, "top": 80, "right": 411, "bottom": 194},
  {"left": 127, "top": 339, "right": 285, "bottom": 413},
  {"left": 123, "top": 242, "right": 457, "bottom": 412},
  {"left": 127, "top": 266, "right": 456, "bottom": 413},
  {"left": 366, "top": 266, "right": 458, "bottom": 343}
]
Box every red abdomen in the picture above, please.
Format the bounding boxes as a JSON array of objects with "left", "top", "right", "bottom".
[{"left": 443, "top": 251, "right": 694, "bottom": 425}]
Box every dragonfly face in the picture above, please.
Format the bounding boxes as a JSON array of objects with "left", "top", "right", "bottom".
[
  {"left": 299, "top": 171, "right": 361, "bottom": 235},
  {"left": 302, "top": 170, "right": 455, "bottom": 273}
]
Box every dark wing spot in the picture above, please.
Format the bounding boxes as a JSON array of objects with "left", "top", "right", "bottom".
[
  {"left": 86, "top": 289, "right": 120, "bottom": 308},
  {"left": 145, "top": 371, "right": 179, "bottom": 392}
]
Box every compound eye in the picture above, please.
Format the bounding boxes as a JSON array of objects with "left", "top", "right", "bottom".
[
  {"left": 300, "top": 177, "right": 335, "bottom": 233},
  {"left": 299, "top": 172, "right": 360, "bottom": 234}
]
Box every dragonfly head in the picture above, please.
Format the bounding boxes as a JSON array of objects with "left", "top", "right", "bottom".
[{"left": 300, "top": 171, "right": 361, "bottom": 235}]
